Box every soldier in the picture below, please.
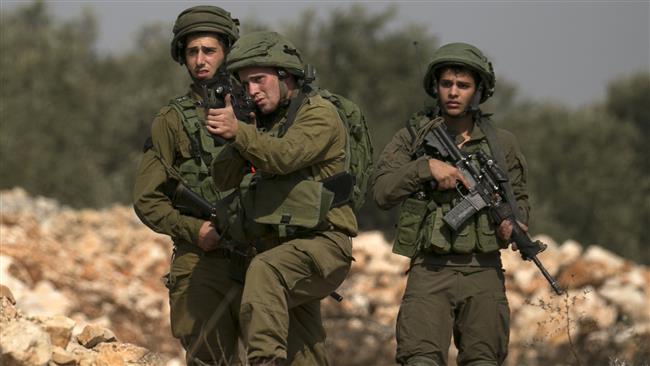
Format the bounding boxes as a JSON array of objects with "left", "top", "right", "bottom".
[
  {"left": 372, "top": 42, "right": 530, "bottom": 366},
  {"left": 132, "top": 6, "right": 244, "bottom": 365},
  {"left": 204, "top": 31, "right": 357, "bottom": 366}
]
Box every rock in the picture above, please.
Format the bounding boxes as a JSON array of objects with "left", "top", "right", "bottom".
[
  {"left": 17, "top": 280, "right": 72, "bottom": 318},
  {"left": 0, "top": 319, "right": 52, "bottom": 366},
  {"left": 77, "top": 324, "right": 117, "bottom": 348},
  {"left": 0, "top": 284, "right": 16, "bottom": 304},
  {"left": 599, "top": 274, "right": 649, "bottom": 322},
  {"left": 40, "top": 314, "right": 76, "bottom": 348},
  {"left": 51, "top": 346, "right": 76, "bottom": 365},
  {"left": 0, "top": 296, "right": 19, "bottom": 322},
  {"left": 95, "top": 342, "right": 161, "bottom": 366},
  {"left": 557, "top": 239, "right": 583, "bottom": 267},
  {"left": 2, "top": 188, "right": 650, "bottom": 366}
]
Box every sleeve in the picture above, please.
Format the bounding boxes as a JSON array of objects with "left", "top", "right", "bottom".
[
  {"left": 132, "top": 107, "right": 204, "bottom": 245},
  {"left": 231, "top": 99, "right": 344, "bottom": 175},
  {"left": 498, "top": 129, "right": 530, "bottom": 225},
  {"left": 371, "top": 128, "right": 433, "bottom": 210}
]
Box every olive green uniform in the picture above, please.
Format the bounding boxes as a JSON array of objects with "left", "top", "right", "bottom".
[
  {"left": 133, "top": 87, "right": 243, "bottom": 365},
  {"left": 372, "top": 114, "right": 529, "bottom": 366},
  {"left": 213, "top": 93, "right": 357, "bottom": 365}
]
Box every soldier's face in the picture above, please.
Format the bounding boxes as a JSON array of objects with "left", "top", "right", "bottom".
[
  {"left": 238, "top": 67, "right": 283, "bottom": 115},
  {"left": 437, "top": 69, "right": 477, "bottom": 118},
  {"left": 184, "top": 34, "right": 225, "bottom": 81}
]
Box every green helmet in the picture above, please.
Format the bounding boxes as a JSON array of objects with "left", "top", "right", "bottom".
[
  {"left": 170, "top": 5, "right": 240, "bottom": 64},
  {"left": 423, "top": 42, "right": 495, "bottom": 103},
  {"left": 226, "top": 31, "right": 305, "bottom": 78}
]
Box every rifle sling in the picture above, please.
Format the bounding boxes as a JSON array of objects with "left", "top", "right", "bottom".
[{"left": 478, "top": 118, "right": 525, "bottom": 224}]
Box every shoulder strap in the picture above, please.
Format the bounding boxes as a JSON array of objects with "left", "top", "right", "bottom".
[
  {"left": 406, "top": 106, "right": 437, "bottom": 157},
  {"left": 169, "top": 96, "right": 214, "bottom": 167},
  {"left": 278, "top": 85, "right": 313, "bottom": 138},
  {"left": 478, "top": 117, "right": 525, "bottom": 223}
]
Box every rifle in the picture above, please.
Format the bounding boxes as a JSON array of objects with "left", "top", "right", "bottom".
[
  {"left": 423, "top": 117, "right": 563, "bottom": 295},
  {"left": 200, "top": 68, "right": 255, "bottom": 144},
  {"left": 172, "top": 182, "right": 344, "bottom": 301}
]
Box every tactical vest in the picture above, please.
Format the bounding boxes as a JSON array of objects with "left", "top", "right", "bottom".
[
  {"left": 169, "top": 95, "right": 226, "bottom": 205},
  {"left": 392, "top": 109, "right": 506, "bottom": 258},
  {"left": 228, "top": 92, "right": 360, "bottom": 240}
]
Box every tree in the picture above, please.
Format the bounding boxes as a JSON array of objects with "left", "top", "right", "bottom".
[{"left": 501, "top": 101, "right": 648, "bottom": 263}]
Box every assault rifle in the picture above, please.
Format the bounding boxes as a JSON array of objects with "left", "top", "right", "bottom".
[
  {"left": 200, "top": 68, "right": 255, "bottom": 145},
  {"left": 172, "top": 182, "right": 344, "bottom": 301},
  {"left": 424, "top": 117, "right": 563, "bottom": 295}
]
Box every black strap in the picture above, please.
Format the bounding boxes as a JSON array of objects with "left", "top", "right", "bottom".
[
  {"left": 478, "top": 118, "right": 525, "bottom": 223},
  {"left": 278, "top": 85, "right": 312, "bottom": 138}
]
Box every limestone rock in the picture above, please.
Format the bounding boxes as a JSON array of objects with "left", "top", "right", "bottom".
[
  {"left": 51, "top": 346, "right": 76, "bottom": 365},
  {"left": 0, "top": 319, "right": 52, "bottom": 366},
  {"left": 40, "top": 314, "right": 76, "bottom": 348},
  {"left": 77, "top": 324, "right": 117, "bottom": 348}
]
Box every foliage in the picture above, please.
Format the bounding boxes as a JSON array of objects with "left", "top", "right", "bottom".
[
  {"left": 1, "top": 2, "right": 648, "bottom": 263},
  {"left": 0, "top": 1, "right": 186, "bottom": 207},
  {"left": 500, "top": 95, "right": 649, "bottom": 263}
]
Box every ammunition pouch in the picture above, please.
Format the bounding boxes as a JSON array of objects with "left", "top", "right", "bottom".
[{"left": 241, "top": 173, "right": 335, "bottom": 238}]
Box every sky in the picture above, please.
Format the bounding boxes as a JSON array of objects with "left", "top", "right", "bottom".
[{"left": 3, "top": 0, "right": 649, "bottom": 107}]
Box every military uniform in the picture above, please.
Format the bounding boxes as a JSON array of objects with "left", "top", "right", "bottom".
[
  {"left": 132, "top": 6, "right": 244, "bottom": 365},
  {"left": 373, "top": 113, "right": 528, "bottom": 366},
  {"left": 133, "top": 87, "right": 243, "bottom": 365},
  {"left": 212, "top": 90, "right": 356, "bottom": 365},
  {"left": 372, "top": 42, "right": 531, "bottom": 366}
]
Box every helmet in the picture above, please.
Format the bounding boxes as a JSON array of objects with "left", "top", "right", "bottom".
[
  {"left": 423, "top": 42, "right": 495, "bottom": 103},
  {"left": 226, "top": 31, "right": 305, "bottom": 78},
  {"left": 170, "top": 5, "right": 240, "bottom": 64}
]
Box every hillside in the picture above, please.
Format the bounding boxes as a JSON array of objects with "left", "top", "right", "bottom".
[{"left": 1, "top": 188, "right": 648, "bottom": 365}]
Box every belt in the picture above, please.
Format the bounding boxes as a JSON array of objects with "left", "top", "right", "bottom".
[{"left": 413, "top": 251, "right": 502, "bottom": 267}]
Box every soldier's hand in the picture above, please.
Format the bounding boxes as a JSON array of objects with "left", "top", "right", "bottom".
[
  {"left": 197, "top": 221, "right": 221, "bottom": 252},
  {"left": 205, "top": 94, "right": 238, "bottom": 139},
  {"left": 497, "top": 219, "right": 528, "bottom": 251},
  {"left": 428, "top": 158, "right": 470, "bottom": 190}
]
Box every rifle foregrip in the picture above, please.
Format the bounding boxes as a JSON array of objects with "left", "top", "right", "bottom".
[{"left": 511, "top": 222, "right": 544, "bottom": 259}]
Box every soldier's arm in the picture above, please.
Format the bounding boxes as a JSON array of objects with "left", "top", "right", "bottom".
[
  {"left": 231, "top": 99, "right": 344, "bottom": 175},
  {"left": 497, "top": 128, "right": 530, "bottom": 225},
  {"left": 371, "top": 128, "right": 433, "bottom": 210},
  {"left": 132, "top": 107, "right": 204, "bottom": 245}
]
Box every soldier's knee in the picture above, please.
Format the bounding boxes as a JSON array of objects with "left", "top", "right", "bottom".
[
  {"left": 246, "top": 257, "right": 277, "bottom": 283},
  {"left": 402, "top": 356, "right": 440, "bottom": 366}
]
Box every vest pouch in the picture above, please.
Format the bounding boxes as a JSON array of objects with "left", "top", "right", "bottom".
[
  {"left": 425, "top": 204, "right": 452, "bottom": 254},
  {"left": 393, "top": 197, "right": 429, "bottom": 258},
  {"left": 449, "top": 218, "right": 475, "bottom": 254},
  {"left": 250, "top": 178, "right": 335, "bottom": 236},
  {"left": 178, "top": 158, "right": 209, "bottom": 187},
  {"left": 475, "top": 210, "right": 504, "bottom": 252}
]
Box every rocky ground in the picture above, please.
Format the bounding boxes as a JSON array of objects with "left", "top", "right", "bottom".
[{"left": 1, "top": 187, "right": 648, "bottom": 365}]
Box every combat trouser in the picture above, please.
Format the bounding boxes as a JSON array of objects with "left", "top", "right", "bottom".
[
  {"left": 239, "top": 231, "right": 353, "bottom": 365},
  {"left": 166, "top": 242, "right": 244, "bottom": 365},
  {"left": 395, "top": 263, "right": 510, "bottom": 366}
]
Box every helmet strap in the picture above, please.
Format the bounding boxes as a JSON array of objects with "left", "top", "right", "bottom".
[{"left": 468, "top": 82, "right": 483, "bottom": 113}]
